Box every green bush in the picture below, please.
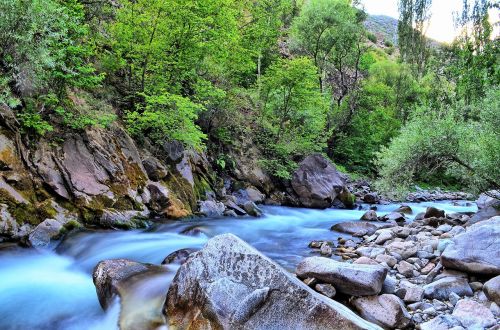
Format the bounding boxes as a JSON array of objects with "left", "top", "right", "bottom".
[{"left": 367, "top": 32, "right": 377, "bottom": 43}]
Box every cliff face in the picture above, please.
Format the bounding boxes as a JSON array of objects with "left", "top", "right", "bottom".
[{"left": 0, "top": 105, "right": 222, "bottom": 243}]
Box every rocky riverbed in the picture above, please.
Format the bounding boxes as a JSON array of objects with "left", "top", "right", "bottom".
[{"left": 87, "top": 191, "right": 499, "bottom": 330}]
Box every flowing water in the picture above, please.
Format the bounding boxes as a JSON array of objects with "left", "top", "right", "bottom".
[{"left": 0, "top": 201, "right": 476, "bottom": 330}]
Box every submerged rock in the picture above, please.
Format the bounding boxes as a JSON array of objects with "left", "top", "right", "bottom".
[
  {"left": 296, "top": 256, "right": 387, "bottom": 296},
  {"left": 441, "top": 216, "right": 500, "bottom": 275},
  {"left": 165, "top": 234, "right": 381, "bottom": 330},
  {"left": 291, "top": 154, "right": 346, "bottom": 208}
]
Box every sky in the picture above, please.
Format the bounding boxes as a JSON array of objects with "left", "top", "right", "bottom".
[{"left": 360, "top": 0, "right": 499, "bottom": 43}]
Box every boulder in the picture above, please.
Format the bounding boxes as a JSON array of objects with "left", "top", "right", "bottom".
[
  {"left": 471, "top": 190, "right": 500, "bottom": 223},
  {"left": 441, "top": 216, "right": 500, "bottom": 275},
  {"left": 394, "top": 205, "right": 412, "bottom": 214},
  {"left": 352, "top": 294, "right": 412, "bottom": 329},
  {"left": 483, "top": 275, "right": 500, "bottom": 304},
  {"left": 93, "top": 259, "right": 169, "bottom": 330},
  {"left": 363, "top": 193, "right": 379, "bottom": 204},
  {"left": 147, "top": 182, "right": 170, "bottom": 214},
  {"left": 165, "top": 234, "right": 382, "bottom": 330},
  {"left": 331, "top": 221, "right": 395, "bottom": 237},
  {"left": 423, "top": 277, "right": 473, "bottom": 300},
  {"left": 419, "top": 315, "right": 462, "bottom": 330},
  {"left": 142, "top": 156, "right": 168, "bottom": 181},
  {"left": 315, "top": 283, "right": 336, "bottom": 299},
  {"left": 381, "top": 212, "right": 406, "bottom": 223},
  {"left": 232, "top": 186, "right": 265, "bottom": 205},
  {"left": 424, "top": 207, "right": 445, "bottom": 219},
  {"left": 242, "top": 201, "right": 262, "bottom": 217},
  {"left": 361, "top": 210, "right": 378, "bottom": 221},
  {"left": 291, "top": 154, "right": 346, "bottom": 208},
  {"left": 198, "top": 200, "right": 225, "bottom": 217},
  {"left": 396, "top": 261, "right": 415, "bottom": 277},
  {"left": 27, "top": 218, "right": 63, "bottom": 249},
  {"left": 386, "top": 241, "right": 418, "bottom": 259},
  {"left": 452, "top": 299, "right": 496, "bottom": 328},
  {"left": 296, "top": 256, "right": 387, "bottom": 296}
]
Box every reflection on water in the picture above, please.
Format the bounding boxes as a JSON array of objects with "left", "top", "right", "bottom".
[{"left": 0, "top": 201, "right": 476, "bottom": 330}]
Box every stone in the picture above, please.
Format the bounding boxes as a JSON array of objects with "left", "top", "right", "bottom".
[
  {"left": 452, "top": 299, "right": 496, "bottom": 328},
  {"left": 471, "top": 190, "right": 500, "bottom": 223},
  {"left": 161, "top": 248, "right": 197, "bottom": 265},
  {"left": 352, "top": 294, "right": 412, "bottom": 329},
  {"left": 397, "top": 261, "right": 415, "bottom": 277},
  {"left": 99, "top": 209, "right": 149, "bottom": 229},
  {"left": 363, "top": 193, "right": 379, "bottom": 204},
  {"left": 396, "top": 286, "right": 424, "bottom": 303},
  {"left": 332, "top": 221, "right": 395, "bottom": 237},
  {"left": 354, "top": 257, "right": 379, "bottom": 266},
  {"left": 147, "top": 182, "right": 170, "bottom": 213},
  {"left": 198, "top": 200, "right": 225, "bottom": 217},
  {"left": 232, "top": 186, "right": 265, "bottom": 205},
  {"left": 441, "top": 216, "right": 500, "bottom": 275},
  {"left": 93, "top": 259, "right": 168, "bottom": 330},
  {"left": 361, "top": 210, "right": 378, "bottom": 221},
  {"left": 386, "top": 241, "right": 418, "bottom": 259},
  {"left": 423, "top": 277, "right": 473, "bottom": 300},
  {"left": 376, "top": 254, "right": 397, "bottom": 268},
  {"left": 382, "top": 276, "right": 398, "bottom": 294},
  {"left": 28, "top": 219, "right": 63, "bottom": 249},
  {"left": 468, "top": 281, "right": 483, "bottom": 291},
  {"left": 375, "top": 230, "right": 394, "bottom": 245},
  {"left": 436, "top": 224, "right": 452, "bottom": 233},
  {"left": 419, "top": 315, "right": 462, "bottom": 330},
  {"left": 242, "top": 201, "right": 262, "bottom": 217},
  {"left": 449, "top": 292, "right": 460, "bottom": 306},
  {"left": 424, "top": 207, "right": 445, "bottom": 219},
  {"left": 315, "top": 283, "right": 336, "bottom": 298},
  {"left": 296, "top": 256, "right": 388, "bottom": 296},
  {"left": 291, "top": 154, "right": 346, "bottom": 208},
  {"left": 491, "top": 302, "right": 500, "bottom": 317},
  {"left": 356, "top": 247, "right": 386, "bottom": 259},
  {"left": 320, "top": 242, "right": 333, "bottom": 257},
  {"left": 394, "top": 205, "right": 413, "bottom": 214},
  {"left": 381, "top": 212, "right": 406, "bottom": 223},
  {"left": 166, "top": 234, "right": 381, "bottom": 329},
  {"left": 483, "top": 275, "right": 500, "bottom": 304}
]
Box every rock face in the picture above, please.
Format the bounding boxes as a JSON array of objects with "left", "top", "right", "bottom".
[
  {"left": 165, "top": 234, "right": 382, "bottom": 330},
  {"left": 352, "top": 294, "right": 412, "bottom": 329},
  {"left": 291, "top": 154, "right": 346, "bottom": 208},
  {"left": 296, "top": 256, "right": 388, "bottom": 296},
  {"left": 441, "top": 216, "right": 500, "bottom": 275}
]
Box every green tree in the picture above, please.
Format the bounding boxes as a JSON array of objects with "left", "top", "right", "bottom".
[{"left": 258, "top": 57, "right": 327, "bottom": 178}]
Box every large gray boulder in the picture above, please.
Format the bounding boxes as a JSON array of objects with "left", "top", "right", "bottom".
[
  {"left": 28, "top": 218, "right": 63, "bottom": 249},
  {"left": 471, "top": 190, "right": 500, "bottom": 223},
  {"left": 165, "top": 234, "right": 382, "bottom": 330},
  {"left": 352, "top": 294, "right": 412, "bottom": 329},
  {"left": 441, "top": 216, "right": 500, "bottom": 275},
  {"left": 452, "top": 299, "right": 496, "bottom": 328},
  {"left": 296, "top": 256, "right": 388, "bottom": 296},
  {"left": 291, "top": 154, "right": 346, "bottom": 208}
]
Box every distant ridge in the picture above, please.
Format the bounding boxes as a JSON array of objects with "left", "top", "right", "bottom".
[{"left": 364, "top": 15, "right": 399, "bottom": 45}]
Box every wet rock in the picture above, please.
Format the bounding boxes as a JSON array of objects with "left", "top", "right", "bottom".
[
  {"left": 242, "top": 201, "right": 262, "bottom": 217},
  {"left": 331, "top": 221, "right": 394, "bottom": 237},
  {"left": 291, "top": 154, "right": 346, "bottom": 208},
  {"left": 223, "top": 197, "right": 247, "bottom": 215},
  {"left": 232, "top": 186, "right": 265, "bottom": 205},
  {"left": 394, "top": 205, "right": 413, "bottom": 214},
  {"left": 296, "top": 256, "right": 387, "bottom": 296},
  {"left": 93, "top": 259, "right": 157, "bottom": 310},
  {"left": 352, "top": 294, "right": 411, "bottom": 329},
  {"left": 198, "top": 200, "right": 225, "bottom": 217},
  {"left": 423, "top": 277, "right": 473, "bottom": 300},
  {"left": 363, "top": 193, "right": 379, "bottom": 204},
  {"left": 147, "top": 182, "right": 170, "bottom": 214},
  {"left": 424, "top": 207, "right": 445, "bottom": 219},
  {"left": 483, "top": 275, "right": 500, "bottom": 304},
  {"left": 441, "top": 216, "right": 500, "bottom": 275},
  {"left": 361, "top": 210, "right": 378, "bottom": 221},
  {"left": 166, "top": 234, "right": 381, "bottom": 329},
  {"left": 28, "top": 218, "right": 63, "bottom": 249},
  {"left": 381, "top": 212, "right": 406, "bottom": 223},
  {"left": 452, "top": 299, "right": 496, "bottom": 328},
  {"left": 375, "top": 230, "right": 394, "bottom": 245},
  {"left": 161, "top": 248, "right": 197, "bottom": 265},
  {"left": 320, "top": 242, "right": 333, "bottom": 257},
  {"left": 470, "top": 190, "right": 500, "bottom": 223},
  {"left": 315, "top": 283, "right": 336, "bottom": 298},
  {"left": 99, "top": 209, "right": 149, "bottom": 229}
]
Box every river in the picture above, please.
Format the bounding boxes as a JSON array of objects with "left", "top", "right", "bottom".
[{"left": 0, "top": 201, "right": 476, "bottom": 330}]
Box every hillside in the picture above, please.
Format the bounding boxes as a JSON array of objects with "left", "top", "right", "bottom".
[{"left": 364, "top": 14, "right": 399, "bottom": 45}]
